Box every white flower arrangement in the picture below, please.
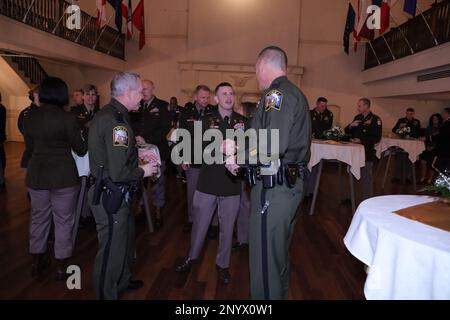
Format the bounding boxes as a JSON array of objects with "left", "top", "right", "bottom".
[
  {"left": 323, "top": 126, "right": 346, "bottom": 141},
  {"left": 396, "top": 126, "right": 411, "bottom": 137}
]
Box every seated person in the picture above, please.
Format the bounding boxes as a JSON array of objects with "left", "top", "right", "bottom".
[
  {"left": 419, "top": 113, "right": 443, "bottom": 184},
  {"left": 310, "top": 97, "right": 333, "bottom": 139},
  {"left": 434, "top": 108, "right": 450, "bottom": 172}
]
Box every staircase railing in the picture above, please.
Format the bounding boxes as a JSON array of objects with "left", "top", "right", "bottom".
[{"left": 0, "top": 0, "right": 125, "bottom": 60}]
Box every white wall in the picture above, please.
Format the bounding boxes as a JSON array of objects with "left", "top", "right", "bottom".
[{"left": 3, "top": 0, "right": 448, "bottom": 142}]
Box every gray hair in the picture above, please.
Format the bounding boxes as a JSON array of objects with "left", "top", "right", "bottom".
[
  {"left": 111, "top": 72, "right": 141, "bottom": 98},
  {"left": 258, "top": 46, "right": 288, "bottom": 71}
]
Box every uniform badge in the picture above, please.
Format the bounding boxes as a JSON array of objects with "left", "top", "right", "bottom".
[
  {"left": 265, "top": 90, "right": 283, "bottom": 112},
  {"left": 113, "top": 126, "right": 129, "bottom": 147}
]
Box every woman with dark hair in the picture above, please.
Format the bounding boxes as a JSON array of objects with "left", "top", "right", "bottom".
[
  {"left": 23, "top": 77, "right": 87, "bottom": 280},
  {"left": 419, "top": 113, "right": 443, "bottom": 184}
]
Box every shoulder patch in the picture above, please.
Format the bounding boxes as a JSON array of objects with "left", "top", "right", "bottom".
[
  {"left": 113, "top": 126, "right": 129, "bottom": 147},
  {"left": 265, "top": 90, "right": 283, "bottom": 112}
]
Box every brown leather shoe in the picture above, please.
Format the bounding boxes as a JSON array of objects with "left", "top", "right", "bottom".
[{"left": 216, "top": 265, "right": 230, "bottom": 284}]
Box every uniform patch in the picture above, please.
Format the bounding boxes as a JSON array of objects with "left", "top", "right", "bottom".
[
  {"left": 265, "top": 90, "right": 283, "bottom": 112},
  {"left": 113, "top": 126, "right": 129, "bottom": 147}
]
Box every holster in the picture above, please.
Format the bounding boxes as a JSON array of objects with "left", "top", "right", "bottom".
[
  {"left": 285, "top": 164, "right": 299, "bottom": 188},
  {"left": 102, "top": 178, "right": 125, "bottom": 215}
]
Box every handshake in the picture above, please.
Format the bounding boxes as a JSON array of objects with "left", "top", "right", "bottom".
[{"left": 222, "top": 139, "right": 240, "bottom": 176}]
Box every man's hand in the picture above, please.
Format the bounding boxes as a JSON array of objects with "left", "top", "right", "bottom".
[
  {"left": 350, "top": 138, "right": 361, "bottom": 144},
  {"left": 225, "top": 163, "right": 240, "bottom": 176},
  {"left": 399, "top": 123, "right": 406, "bottom": 129},
  {"left": 222, "top": 139, "right": 237, "bottom": 156},
  {"left": 181, "top": 163, "right": 190, "bottom": 171},
  {"left": 350, "top": 120, "right": 361, "bottom": 127},
  {"left": 140, "top": 162, "right": 158, "bottom": 178},
  {"left": 136, "top": 136, "right": 146, "bottom": 146}
]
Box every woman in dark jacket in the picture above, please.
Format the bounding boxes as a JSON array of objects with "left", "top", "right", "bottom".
[
  {"left": 419, "top": 113, "right": 443, "bottom": 184},
  {"left": 24, "top": 77, "right": 87, "bottom": 280}
]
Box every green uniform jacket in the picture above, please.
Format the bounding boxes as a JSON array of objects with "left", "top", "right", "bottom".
[
  {"left": 248, "top": 76, "right": 311, "bottom": 166},
  {"left": 345, "top": 112, "right": 382, "bottom": 161},
  {"left": 178, "top": 103, "right": 217, "bottom": 167},
  {"left": 310, "top": 108, "right": 333, "bottom": 139},
  {"left": 392, "top": 117, "right": 421, "bottom": 138},
  {"left": 131, "top": 97, "right": 171, "bottom": 161},
  {"left": 24, "top": 103, "right": 87, "bottom": 189},
  {"left": 196, "top": 109, "right": 249, "bottom": 196},
  {"left": 88, "top": 99, "right": 144, "bottom": 183}
]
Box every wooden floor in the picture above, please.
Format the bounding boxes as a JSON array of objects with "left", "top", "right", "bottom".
[{"left": 0, "top": 142, "right": 419, "bottom": 300}]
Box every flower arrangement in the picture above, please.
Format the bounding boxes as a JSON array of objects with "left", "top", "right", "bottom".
[
  {"left": 396, "top": 126, "right": 411, "bottom": 138},
  {"left": 425, "top": 172, "right": 450, "bottom": 201},
  {"left": 323, "top": 126, "right": 346, "bottom": 141},
  {"left": 422, "top": 167, "right": 450, "bottom": 204}
]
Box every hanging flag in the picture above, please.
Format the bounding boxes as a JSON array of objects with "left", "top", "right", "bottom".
[
  {"left": 107, "top": 0, "right": 123, "bottom": 32},
  {"left": 343, "top": 3, "right": 356, "bottom": 55},
  {"left": 96, "top": 0, "right": 107, "bottom": 29},
  {"left": 132, "top": 0, "right": 145, "bottom": 50},
  {"left": 121, "top": 0, "right": 133, "bottom": 40},
  {"left": 403, "top": 0, "right": 417, "bottom": 16},
  {"left": 380, "top": 0, "right": 390, "bottom": 34},
  {"left": 355, "top": 0, "right": 375, "bottom": 46}
]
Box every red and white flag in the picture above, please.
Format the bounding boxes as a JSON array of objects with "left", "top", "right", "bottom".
[
  {"left": 132, "top": 0, "right": 145, "bottom": 50},
  {"left": 96, "top": 0, "right": 107, "bottom": 29},
  {"left": 122, "top": 0, "right": 133, "bottom": 40}
]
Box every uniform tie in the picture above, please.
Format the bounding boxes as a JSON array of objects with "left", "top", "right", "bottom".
[{"left": 224, "top": 116, "right": 230, "bottom": 126}]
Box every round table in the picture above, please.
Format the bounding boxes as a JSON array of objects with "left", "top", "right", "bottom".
[{"left": 344, "top": 195, "right": 450, "bottom": 300}]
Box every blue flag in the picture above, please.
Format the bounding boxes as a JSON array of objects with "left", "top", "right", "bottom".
[
  {"left": 107, "top": 0, "right": 123, "bottom": 32},
  {"left": 343, "top": 3, "right": 356, "bottom": 55},
  {"left": 403, "top": 0, "right": 417, "bottom": 16}
]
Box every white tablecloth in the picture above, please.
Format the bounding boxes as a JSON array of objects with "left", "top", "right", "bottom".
[
  {"left": 344, "top": 195, "right": 450, "bottom": 300},
  {"left": 375, "top": 137, "right": 425, "bottom": 163},
  {"left": 308, "top": 140, "right": 366, "bottom": 180},
  {"left": 72, "top": 151, "right": 90, "bottom": 177}
]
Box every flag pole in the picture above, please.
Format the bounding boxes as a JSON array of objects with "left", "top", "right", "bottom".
[
  {"left": 22, "top": 0, "right": 36, "bottom": 23},
  {"left": 93, "top": 13, "right": 116, "bottom": 49},
  {"left": 75, "top": 8, "right": 99, "bottom": 43},
  {"left": 107, "top": 33, "right": 122, "bottom": 55},
  {"left": 368, "top": 41, "right": 381, "bottom": 65},
  {"left": 416, "top": 3, "right": 439, "bottom": 46},
  {"left": 389, "top": 13, "right": 414, "bottom": 54},
  {"left": 381, "top": 34, "right": 396, "bottom": 60}
]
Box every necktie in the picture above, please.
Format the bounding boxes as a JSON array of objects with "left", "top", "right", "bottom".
[{"left": 224, "top": 116, "right": 229, "bottom": 126}]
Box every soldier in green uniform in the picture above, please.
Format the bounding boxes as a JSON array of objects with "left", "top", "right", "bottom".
[
  {"left": 176, "top": 83, "right": 249, "bottom": 284},
  {"left": 88, "top": 72, "right": 158, "bottom": 300},
  {"left": 177, "top": 85, "right": 216, "bottom": 232},
  {"left": 225, "top": 46, "right": 311, "bottom": 300},
  {"left": 391, "top": 108, "right": 421, "bottom": 183},
  {"left": 310, "top": 97, "right": 333, "bottom": 139},
  {"left": 345, "top": 98, "right": 382, "bottom": 200}
]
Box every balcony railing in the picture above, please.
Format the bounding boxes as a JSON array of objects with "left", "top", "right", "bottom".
[
  {"left": 365, "top": 0, "right": 450, "bottom": 69},
  {"left": 0, "top": 0, "right": 125, "bottom": 60}
]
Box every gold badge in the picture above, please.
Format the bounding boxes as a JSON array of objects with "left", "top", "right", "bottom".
[{"left": 113, "top": 126, "right": 129, "bottom": 147}]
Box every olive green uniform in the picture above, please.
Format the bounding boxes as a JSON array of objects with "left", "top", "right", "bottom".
[
  {"left": 88, "top": 99, "right": 144, "bottom": 300},
  {"left": 247, "top": 76, "right": 311, "bottom": 300}
]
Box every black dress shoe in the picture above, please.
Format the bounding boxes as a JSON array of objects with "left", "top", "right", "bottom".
[
  {"left": 176, "top": 258, "right": 196, "bottom": 273},
  {"left": 216, "top": 265, "right": 230, "bottom": 284},
  {"left": 183, "top": 222, "right": 193, "bottom": 233},
  {"left": 126, "top": 279, "right": 144, "bottom": 291}
]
